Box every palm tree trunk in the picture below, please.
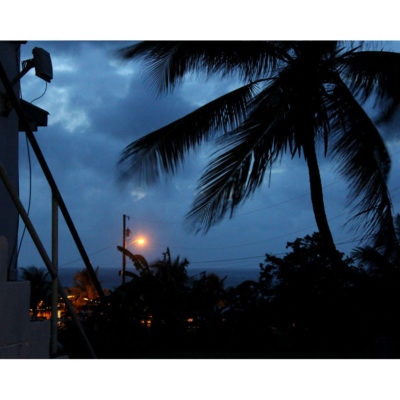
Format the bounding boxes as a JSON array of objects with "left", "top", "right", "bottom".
[{"left": 302, "top": 138, "right": 338, "bottom": 257}]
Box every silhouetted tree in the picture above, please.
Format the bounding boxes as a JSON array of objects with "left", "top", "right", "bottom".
[
  {"left": 66, "top": 267, "right": 100, "bottom": 313},
  {"left": 59, "top": 234, "right": 400, "bottom": 358},
  {"left": 257, "top": 232, "right": 400, "bottom": 356},
  {"left": 20, "top": 266, "right": 52, "bottom": 318},
  {"left": 114, "top": 247, "right": 190, "bottom": 327},
  {"left": 118, "top": 41, "right": 400, "bottom": 260},
  {"left": 188, "top": 271, "right": 226, "bottom": 326}
]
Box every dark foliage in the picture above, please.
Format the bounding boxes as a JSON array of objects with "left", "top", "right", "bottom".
[
  {"left": 20, "top": 266, "right": 52, "bottom": 317},
  {"left": 59, "top": 233, "right": 400, "bottom": 358}
]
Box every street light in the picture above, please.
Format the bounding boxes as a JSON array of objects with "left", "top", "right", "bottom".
[
  {"left": 130, "top": 237, "right": 146, "bottom": 246},
  {"left": 121, "top": 214, "right": 130, "bottom": 285},
  {"left": 121, "top": 212, "right": 148, "bottom": 285}
]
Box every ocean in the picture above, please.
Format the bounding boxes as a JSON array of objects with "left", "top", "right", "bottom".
[{"left": 58, "top": 266, "right": 261, "bottom": 290}]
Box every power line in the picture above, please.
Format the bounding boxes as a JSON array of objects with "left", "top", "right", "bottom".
[
  {"left": 55, "top": 211, "right": 351, "bottom": 268},
  {"left": 190, "top": 254, "right": 266, "bottom": 264},
  {"left": 130, "top": 180, "right": 341, "bottom": 226},
  {"left": 55, "top": 176, "right": 400, "bottom": 268},
  {"left": 56, "top": 223, "right": 373, "bottom": 270},
  {"left": 189, "top": 236, "right": 373, "bottom": 265},
  {"left": 59, "top": 243, "right": 118, "bottom": 268},
  {"left": 129, "top": 179, "right": 400, "bottom": 228},
  {"left": 156, "top": 211, "right": 347, "bottom": 251}
]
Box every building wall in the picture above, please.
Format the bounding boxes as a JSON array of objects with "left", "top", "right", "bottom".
[
  {"left": 0, "top": 41, "right": 20, "bottom": 280},
  {"left": 0, "top": 43, "right": 51, "bottom": 358}
]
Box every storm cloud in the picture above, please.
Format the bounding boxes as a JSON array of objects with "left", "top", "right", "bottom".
[{"left": 16, "top": 41, "right": 400, "bottom": 278}]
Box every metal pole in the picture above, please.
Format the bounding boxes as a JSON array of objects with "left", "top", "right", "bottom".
[
  {"left": 0, "top": 61, "right": 105, "bottom": 301},
  {"left": 0, "top": 162, "right": 96, "bottom": 358},
  {"left": 50, "top": 194, "right": 58, "bottom": 357},
  {"left": 122, "top": 214, "right": 126, "bottom": 285}
]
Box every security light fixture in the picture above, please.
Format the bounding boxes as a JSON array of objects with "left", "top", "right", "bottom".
[
  {"left": 12, "top": 47, "right": 53, "bottom": 85},
  {"left": 32, "top": 47, "right": 53, "bottom": 82}
]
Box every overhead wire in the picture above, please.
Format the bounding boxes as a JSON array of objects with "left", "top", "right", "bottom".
[
  {"left": 7, "top": 58, "right": 35, "bottom": 276},
  {"left": 51, "top": 149, "right": 400, "bottom": 269},
  {"left": 189, "top": 236, "right": 374, "bottom": 266},
  {"left": 59, "top": 243, "right": 118, "bottom": 268},
  {"left": 57, "top": 211, "right": 358, "bottom": 269},
  {"left": 12, "top": 66, "right": 48, "bottom": 271},
  {"left": 15, "top": 135, "right": 32, "bottom": 261}
]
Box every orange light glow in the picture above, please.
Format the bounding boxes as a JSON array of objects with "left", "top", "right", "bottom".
[{"left": 130, "top": 237, "right": 147, "bottom": 246}]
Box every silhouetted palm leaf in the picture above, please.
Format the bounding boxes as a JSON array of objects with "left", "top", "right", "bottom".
[
  {"left": 117, "top": 41, "right": 288, "bottom": 92},
  {"left": 339, "top": 51, "right": 400, "bottom": 122},
  {"left": 119, "top": 81, "right": 264, "bottom": 184},
  {"left": 327, "top": 74, "right": 395, "bottom": 242},
  {"left": 186, "top": 63, "right": 333, "bottom": 231},
  {"left": 353, "top": 245, "right": 393, "bottom": 272},
  {"left": 117, "top": 245, "right": 149, "bottom": 272}
]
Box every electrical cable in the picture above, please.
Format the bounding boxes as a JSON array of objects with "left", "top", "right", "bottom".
[
  {"left": 56, "top": 181, "right": 399, "bottom": 268},
  {"left": 56, "top": 212, "right": 352, "bottom": 269},
  {"left": 57, "top": 231, "right": 375, "bottom": 270},
  {"left": 154, "top": 211, "right": 348, "bottom": 251},
  {"left": 12, "top": 60, "right": 49, "bottom": 272},
  {"left": 59, "top": 243, "right": 118, "bottom": 268},
  {"left": 128, "top": 179, "right": 340, "bottom": 226},
  {"left": 15, "top": 134, "right": 32, "bottom": 261},
  {"left": 189, "top": 236, "right": 375, "bottom": 265},
  {"left": 54, "top": 152, "right": 400, "bottom": 269},
  {"left": 30, "top": 81, "right": 47, "bottom": 103},
  {"left": 6, "top": 59, "right": 30, "bottom": 277}
]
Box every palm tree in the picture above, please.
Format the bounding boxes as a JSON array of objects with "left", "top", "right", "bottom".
[{"left": 117, "top": 41, "right": 400, "bottom": 258}]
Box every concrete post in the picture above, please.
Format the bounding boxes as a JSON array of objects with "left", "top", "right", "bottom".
[{"left": 50, "top": 195, "right": 58, "bottom": 357}]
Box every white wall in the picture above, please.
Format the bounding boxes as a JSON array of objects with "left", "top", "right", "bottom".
[{"left": 0, "top": 41, "right": 20, "bottom": 280}]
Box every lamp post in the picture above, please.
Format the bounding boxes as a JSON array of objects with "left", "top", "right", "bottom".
[{"left": 121, "top": 214, "right": 130, "bottom": 285}]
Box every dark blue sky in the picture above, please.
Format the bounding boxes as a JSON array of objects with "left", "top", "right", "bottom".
[{"left": 17, "top": 41, "right": 400, "bottom": 276}]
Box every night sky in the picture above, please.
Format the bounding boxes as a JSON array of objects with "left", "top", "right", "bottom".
[
  {"left": 2, "top": 0, "right": 400, "bottom": 393},
  {"left": 17, "top": 41, "right": 400, "bottom": 277}
]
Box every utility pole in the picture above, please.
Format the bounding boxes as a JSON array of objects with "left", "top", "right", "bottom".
[{"left": 121, "top": 214, "right": 130, "bottom": 284}]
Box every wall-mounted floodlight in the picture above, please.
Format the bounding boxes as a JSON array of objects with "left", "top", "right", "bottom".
[
  {"left": 12, "top": 47, "right": 53, "bottom": 85},
  {"left": 32, "top": 47, "right": 53, "bottom": 82}
]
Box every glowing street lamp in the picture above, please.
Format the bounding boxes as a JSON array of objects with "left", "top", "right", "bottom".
[
  {"left": 121, "top": 214, "right": 149, "bottom": 285},
  {"left": 130, "top": 237, "right": 146, "bottom": 246}
]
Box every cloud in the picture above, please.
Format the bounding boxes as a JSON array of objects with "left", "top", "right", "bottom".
[
  {"left": 15, "top": 41, "right": 400, "bottom": 276},
  {"left": 130, "top": 189, "right": 146, "bottom": 201}
]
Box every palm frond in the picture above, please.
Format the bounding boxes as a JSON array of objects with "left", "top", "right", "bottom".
[
  {"left": 185, "top": 130, "right": 274, "bottom": 232},
  {"left": 185, "top": 78, "right": 297, "bottom": 232},
  {"left": 117, "top": 41, "right": 288, "bottom": 93},
  {"left": 395, "top": 214, "right": 400, "bottom": 241},
  {"left": 339, "top": 51, "right": 400, "bottom": 123},
  {"left": 327, "top": 74, "right": 396, "bottom": 244},
  {"left": 352, "top": 246, "right": 392, "bottom": 272},
  {"left": 118, "top": 81, "right": 262, "bottom": 184},
  {"left": 117, "top": 246, "right": 150, "bottom": 272},
  {"left": 185, "top": 62, "right": 336, "bottom": 233}
]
